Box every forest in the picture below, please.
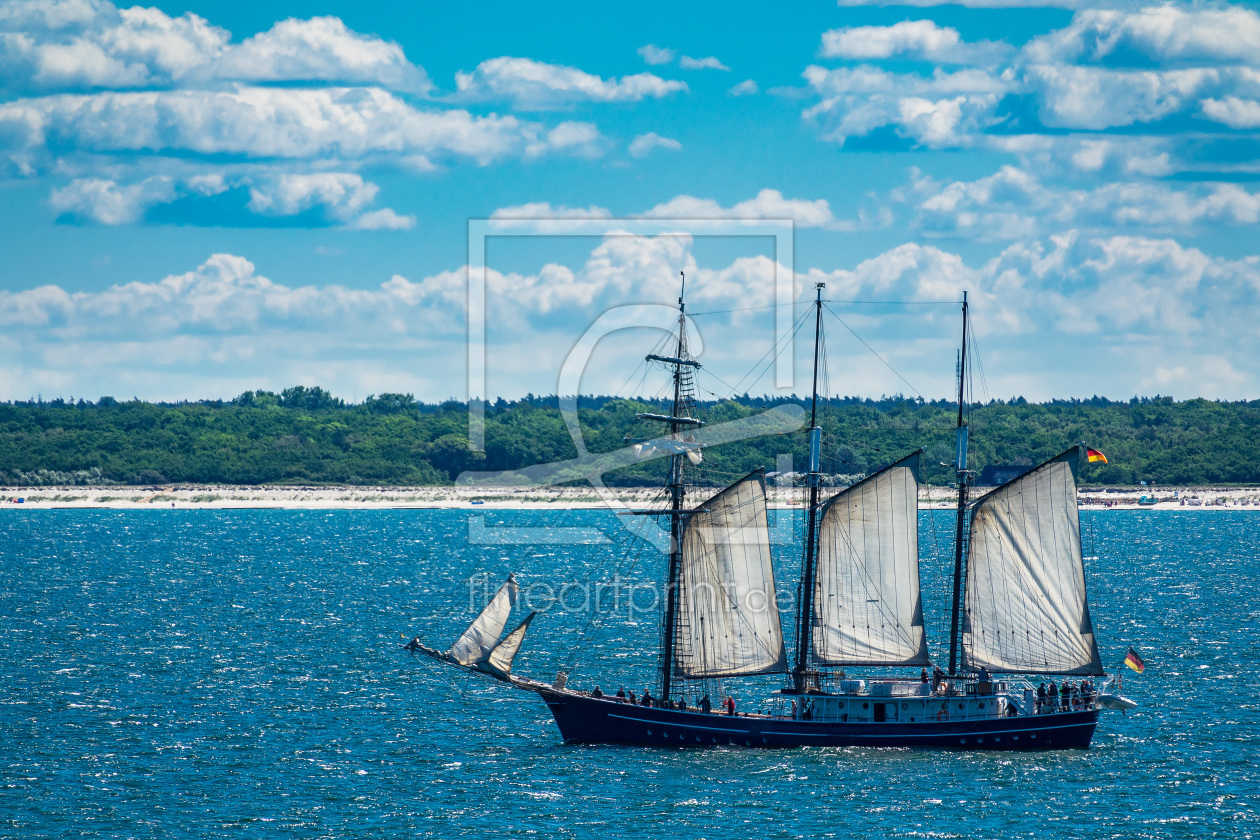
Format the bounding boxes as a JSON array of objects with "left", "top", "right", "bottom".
[{"left": 1, "top": 386, "right": 1257, "bottom": 487}]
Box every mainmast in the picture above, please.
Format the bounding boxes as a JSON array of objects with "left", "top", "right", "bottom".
[
  {"left": 947, "top": 291, "right": 970, "bottom": 676},
  {"left": 792, "top": 282, "right": 826, "bottom": 692},
  {"left": 653, "top": 271, "right": 699, "bottom": 701}
]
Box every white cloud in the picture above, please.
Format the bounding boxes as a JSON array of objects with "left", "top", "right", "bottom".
[
  {"left": 797, "top": 6, "right": 1260, "bottom": 147},
  {"left": 246, "top": 172, "right": 378, "bottom": 220},
  {"left": 1023, "top": 6, "right": 1260, "bottom": 67},
  {"left": 529, "top": 120, "right": 605, "bottom": 158},
  {"left": 348, "top": 207, "right": 415, "bottom": 230},
  {"left": 46, "top": 170, "right": 416, "bottom": 228},
  {"left": 48, "top": 173, "right": 227, "bottom": 223},
  {"left": 628, "top": 132, "right": 681, "bottom": 158},
  {"left": 0, "top": 87, "right": 569, "bottom": 172},
  {"left": 640, "top": 188, "right": 841, "bottom": 228},
  {"left": 1024, "top": 64, "right": 1218, "bottom": 129},
  {"left": 1201, "top": 96, "right": 1260, "bottom": 128},
  {"left": 454, "top": 56, "right": 686, "bottom": 108},
  {"left": 215, "top": 16, "right": 430, "bottom": 93},
  {"left": 638, "top": 44, "right": 674, "bottom": 66},
  {"left": 904, "top": 165, "right": 1260, "bottom": 239},
  {"left": 679, "top": 55, "right": 729, "bottom": 71},
  {"left": 730, "top": 79, "right": 758, "bottom": 96},
  {"left": 491, "top": 202, "right": 612, "bottom": 220},
  {"left": 5, "top": 232, "right": 1260, "bottom": 401},
  {"left": 0, "top": 2, "right": 430, "bottom": 93},
  {"left": 820, "top": 20, "right": 1009, "bottom": 65}
]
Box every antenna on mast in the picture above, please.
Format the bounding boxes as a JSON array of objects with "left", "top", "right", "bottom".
[{"left": 679, "top": 271, "right": 685, "bottom": 311}]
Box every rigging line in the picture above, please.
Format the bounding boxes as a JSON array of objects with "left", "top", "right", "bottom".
[
  {"left": 821, "top": 303, "right": 925, "bottom": 399},
  {"left": 688, "top": 298, "right": 959, "bottom": 318},
  {"left": 725, "top": 306, "right": 817, "bottom": 398},
  {"left": 966, "top": 317, "right": 990, "bottom": 404}
]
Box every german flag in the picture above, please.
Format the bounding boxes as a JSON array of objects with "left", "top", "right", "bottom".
[
  {"left": 1124, "top": 648, "right": 1145, "bottom": 673},
  {"left": 1086, "top": 448, "right": 1108, "bottom": 464}
]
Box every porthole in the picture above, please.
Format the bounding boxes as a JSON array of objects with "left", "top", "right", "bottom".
[
  {"left": 901, "top": 702, "right": 909, "bottom": 710},
  {"left": 995, "top": 737, "right": 1001, "bottom": 742},
  {"left": 978, "top": 737, "right": 984, "bottom": 744},
  {"left": 862, "top": 702, "right": 869, "bottom": 709},
  {"left": 1013, "top": 735, "right": 1019, "bottom": 740},
  {"left": 646, "top": 729, "right": 653, "bottom": 736},
  {"left": 958, "top": 703, "right": 965, "bottom": 710},
  {"left": 661, "top": 730, "right": 668, "bottom": 737},
  {"left": 960, "top": 739, "right": 967, "bottom": 745}
]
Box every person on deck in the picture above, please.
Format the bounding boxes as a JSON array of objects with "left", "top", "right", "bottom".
[
  {"left": 641, "top": 690, "right": 653, "bottom": 707},
  {"left": 627, "top": 691, "right": 637, "bottom": 705},
  {"left": 616, "top": 687, "right": 626, "bottom": 701},
  {"left": 725, "top": 696, "right": 736, "bottom": 716},
  {"left": 1047, "top": 682, "right": 1059, "bottom": 712},
  {"left": 920, "top": 668, "right": 929, "bottom": 683},
  {"left": 700, "top": 694, "right": 711, "bottom": 714},
  {"left": 932, "top": 665, "right": 944, "bottom": 692},
  {"left": 977, "top": 666, "right": 991, "bottom": 684},
  {"left": 1037, "top": 683, "right": 1047, "bottom": 714}
]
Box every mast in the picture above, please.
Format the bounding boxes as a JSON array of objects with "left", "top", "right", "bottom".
[
  {"left": 792, "top": 282, "right": 825, "bottom": 692},
  {"left": 947, "top": 291, "right": 969, "bottom": 676},
  {"left": 659, "top": 271, "right": 690, "bottom": 701}
]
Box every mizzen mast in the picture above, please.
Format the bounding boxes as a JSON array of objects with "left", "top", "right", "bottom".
[
  {"left": 947, "top": 291, "right": 970, "bottom": 676},
  {"left": 792, "top": 282, "right": 826, "bottom": 692}
]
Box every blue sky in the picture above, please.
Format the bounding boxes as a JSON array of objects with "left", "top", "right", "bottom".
[{"left": 2, "top": 0, "right": 1260, "bottom": 404}]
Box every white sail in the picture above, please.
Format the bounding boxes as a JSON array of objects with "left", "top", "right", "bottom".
[
  {"left": 811, "top": 451, "right": 930, "bottom": 666},
  {"left": 962, "top": 449, "right": 1104, "bottom": 675},
  {"left": 449, "top": 574, "right": 519, "bottom": 666},
  {"left": 477, "top": 612, "right": 536, "bottom": 679},
  {"left": 674, "top": 472, "right": 787, "bottom": 678}
]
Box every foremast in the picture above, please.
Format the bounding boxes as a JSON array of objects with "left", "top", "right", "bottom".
[
  {"left": 947, "top": 291, "right": 970, "bottom": 676},
  {"left": 792, "top": 282, "right": 826, "bottom": 693},
  {"left": 649, "top": 272, "right": 701, "bottom": 701}
]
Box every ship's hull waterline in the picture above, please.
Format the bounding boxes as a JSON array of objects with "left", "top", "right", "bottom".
[{"left": 534, "top": 690, "right": 1099, "bottom": 751}]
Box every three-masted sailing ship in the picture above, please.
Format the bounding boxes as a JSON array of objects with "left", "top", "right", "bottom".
[{"left": 412, "top": 281, "right": 1132, "bottom": 750}]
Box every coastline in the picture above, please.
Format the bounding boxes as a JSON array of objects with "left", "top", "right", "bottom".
[{"left": 1, "top": 484, "right": 1257, "bottom": 510}]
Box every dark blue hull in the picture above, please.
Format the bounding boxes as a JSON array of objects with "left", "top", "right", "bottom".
[{"left": 537, "top": 691, "right": 1098, "bottom": 750}]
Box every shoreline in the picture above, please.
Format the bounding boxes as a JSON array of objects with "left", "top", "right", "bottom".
[{"left": 1, "top": 484, "right": 1257, "bottom": 511}]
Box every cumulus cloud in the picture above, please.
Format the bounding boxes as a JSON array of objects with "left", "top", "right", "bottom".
[
  {"left": 47, "top": 170, "right": 412, "bottom": 228},
  {"left": 820, "top": 20, "right": 1009, "bottom": 65},
  {"left": 1200, "top": 96, "right": 1260, "bottom": 128},
  {"left": 798, "top": 5, "right": 1260, "bottom": 148},
  {"left": 802, "top": 64, "right": 1006, "bottom": 147},
  {"left": 640, "top": 189, "right": 841, "bottom": 228},
  {"left": 730, "top": 79, "right": 758, "bottom": 96},
  {"left": 628, "top": 132, "right": 681, "bottom": 158},
  {"left": 454, "top": 56, "right": 686, "bottom": 108},
  {"left": 679, "top": 55, "right": 729, "bottom": 71},
  {"left": 6, "top": 232, "right": 1260, "bottom": 400},
  {"left": 0, "top": 2, "right": 430, "bottom": 94},
  {"left": 902, "top": 165, "right": 1260, "bottom": 239},
  {"left": 0, "top": 87, "right": 578, "bottom": 174},
  {"left": 1023, "top": 5, "right": 1260, "bottom": 67},
  {"left": 638, "top": 44, "right": 674, "bottom": 65}
]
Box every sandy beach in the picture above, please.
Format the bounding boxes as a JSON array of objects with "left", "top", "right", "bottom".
[{"left": 1, "top": 484, "right": 1258, "bottom": 510}]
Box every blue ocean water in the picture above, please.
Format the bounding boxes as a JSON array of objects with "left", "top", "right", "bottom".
[{"left": 1, "top": 508, "right": 1257, "bottom": 839}]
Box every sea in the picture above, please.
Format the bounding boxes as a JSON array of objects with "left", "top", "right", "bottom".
[{"left": 1, "top": 507, "right": 1257, "bottom": 839}]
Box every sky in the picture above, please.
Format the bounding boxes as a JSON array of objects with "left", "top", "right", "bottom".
[{"left": 2, "top": 0, "right": 1260, "bottom": 405}]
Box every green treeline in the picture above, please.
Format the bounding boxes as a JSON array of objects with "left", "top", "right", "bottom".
[{"left": 1, "top": 386, "right": 1258, "bottom": 487}]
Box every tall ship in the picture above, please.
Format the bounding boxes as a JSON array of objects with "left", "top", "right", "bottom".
[{"left": 412, "top": 281, "right": 1136, "bottom": 750}]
